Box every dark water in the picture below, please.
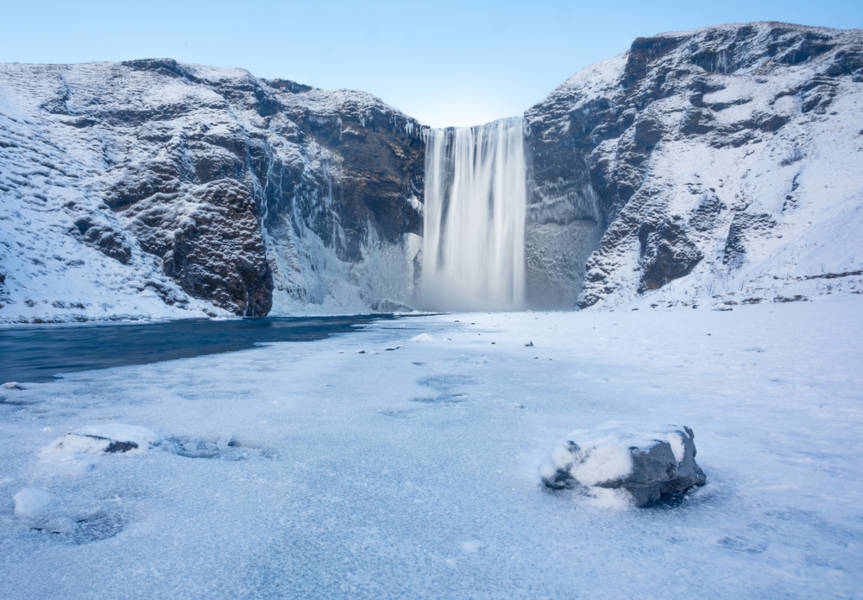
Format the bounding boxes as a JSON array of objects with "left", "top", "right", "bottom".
[{"left": 0, "top": 315, "right": 393, "bottom": 383}]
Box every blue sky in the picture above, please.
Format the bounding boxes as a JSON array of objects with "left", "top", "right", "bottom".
[{"left": 1, "top": 1, "right": 861, "bottom": 126}]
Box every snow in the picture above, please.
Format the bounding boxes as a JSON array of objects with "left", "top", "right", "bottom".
[
  {"left": 556, "top": 438, "right": 632, "bottom": 486},
  {"left": 559, "top": 53, "right": 627, "bottom": 99},
  {"left": 666, "top": 431, "right": 685, "bottom": 463},
  {"left": 410, "top": 332, "right": 440, "bottom": 342},
  {"left": 1, "top": 296, "right": 861, "bottom": 598}
]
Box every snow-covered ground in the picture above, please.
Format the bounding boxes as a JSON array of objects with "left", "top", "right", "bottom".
[{"left": 1, "top": 297, "right": 862, "bottom": 598}]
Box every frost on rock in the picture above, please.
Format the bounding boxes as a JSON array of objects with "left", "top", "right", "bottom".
[
  {"left": 40, "top": 424, "right": 158, "bottom": 465},
  {"left": 542, "top": 424, "right": 706, "bottom": 507}
]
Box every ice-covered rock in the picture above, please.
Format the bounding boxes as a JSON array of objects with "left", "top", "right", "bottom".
[
  {"left": 40, "top": 424, "right": 158, "bottom": 463},
  {"left": 542, "top": 424, "right": 706, "bottom": 507},
  {"left": 410, "top": 333, "right": 440, "bottom": 342}
]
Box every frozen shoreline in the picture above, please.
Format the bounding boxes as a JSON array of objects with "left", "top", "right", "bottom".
[{"left": 1, "top": 297, "right": 862, "bottom": 598}]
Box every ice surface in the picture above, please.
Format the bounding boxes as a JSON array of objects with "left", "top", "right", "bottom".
[{"left": 1, "top": 296, "right": 862, "bottom": 598}]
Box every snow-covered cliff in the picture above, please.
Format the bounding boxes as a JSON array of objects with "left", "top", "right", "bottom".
[
  {"left": 525, "top": 22, "right": 863, "bottom": 309},
  {"left": 0, "top": 59, "right": 424, "bottom": 322}
]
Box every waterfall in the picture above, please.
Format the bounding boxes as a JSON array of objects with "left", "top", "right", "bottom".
[{"left": 420, "top": 117, "right": 527, "bottom": 311}]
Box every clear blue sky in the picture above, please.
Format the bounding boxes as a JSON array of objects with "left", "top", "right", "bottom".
[{"left": 1, "top": 1, "right": 861, "bottom": 126}]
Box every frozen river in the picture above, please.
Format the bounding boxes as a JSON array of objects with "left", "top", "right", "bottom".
[
  {"left": 1, "top": 298, "right": 861, "bottom": 599},
  {"left": 0, "top": 315, "right": 392, "bottom": 383}
]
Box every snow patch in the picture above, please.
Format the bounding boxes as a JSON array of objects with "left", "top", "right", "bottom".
[{"left": 13, "top": 487, "right": 54, "bottom": 520}]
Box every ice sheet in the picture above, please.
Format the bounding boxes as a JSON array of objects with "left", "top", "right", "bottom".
[{"left": 0, "top": 296, "right": 862, "bottom": 598}]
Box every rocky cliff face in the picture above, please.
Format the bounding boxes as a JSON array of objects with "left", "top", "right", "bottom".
[
  {"left": 0, "top": 59, "right": 424, "bottom": 322},
  {"left": 525, "top": 22, "right": 863, "bottom": 309}
]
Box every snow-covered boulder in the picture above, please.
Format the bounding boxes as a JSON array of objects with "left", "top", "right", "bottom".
[
  {"left": 40, "top": 424, "right": 158, "bottom": 462},
  {"left": 542, "top": 424, "right": 706, "bottom": 507}
]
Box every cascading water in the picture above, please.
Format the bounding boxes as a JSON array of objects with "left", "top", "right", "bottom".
[{"left": 420, "top": 117, "right": 527, "bottom": 311}]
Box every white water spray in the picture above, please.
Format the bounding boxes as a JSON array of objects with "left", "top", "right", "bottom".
[{"left": 421, "top": 117, "right": 527, "bottom": 311}]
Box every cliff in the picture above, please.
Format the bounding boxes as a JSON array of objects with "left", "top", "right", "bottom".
[
  {"left": 524, "top": 22, "right": 863, "bottom": 308},
  {"left": 0, "top": 59, "right": 424, "bottom": 322}
]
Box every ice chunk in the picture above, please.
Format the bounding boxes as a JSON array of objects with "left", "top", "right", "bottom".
[
  {"left": 410, "top": 333, "right": 440, "bottom": 342},
  {"left": 13, "top": 487, "right": 54, "bottom": 520}
]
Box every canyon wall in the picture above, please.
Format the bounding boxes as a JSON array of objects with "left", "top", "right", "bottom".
[{"left": 1, "top": 22, "right": 862, "bottom": 321}]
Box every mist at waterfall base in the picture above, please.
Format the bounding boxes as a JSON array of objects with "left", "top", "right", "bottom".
[{"left": 419, "top": 118, "right": 527, "bottom": 312}]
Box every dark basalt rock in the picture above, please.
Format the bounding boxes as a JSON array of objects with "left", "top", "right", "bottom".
[
  {"left": 71, "top": 217, "right": 133, "bottom": 264},
  {"left": 723, "top": 212, "right": 777, "bottom": 268},
  {"left": 121, "top": 58, "right": 198, "bottom": 81},
  {"left": 637, "top": 221, "right": 703, "bottom": 292},
  {"left": 680, "top": 108, "right": 716, "bottom": 136},
  {"left": 52, "top": 433, "right": 140, "bottom": 454},
  {"left": 78, "top": 434, "right": 138, "bottom": 453},
  {"left": 156, "top": 179, "right": 274, "bottom": 316},
  {"left": 688, "top": 192, "right": 726, "bottom": 232},
  {"left": 543, "top": 426, "right": 707, "bottom": 507}
]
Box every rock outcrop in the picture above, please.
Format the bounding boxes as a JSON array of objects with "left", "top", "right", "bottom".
[{"left": 525, "top": 22, "right": 863, "bottom": 309}]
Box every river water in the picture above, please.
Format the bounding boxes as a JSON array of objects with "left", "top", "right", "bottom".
[{"left": 0, "top": 315, "right": 392, "bottom": 383}]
